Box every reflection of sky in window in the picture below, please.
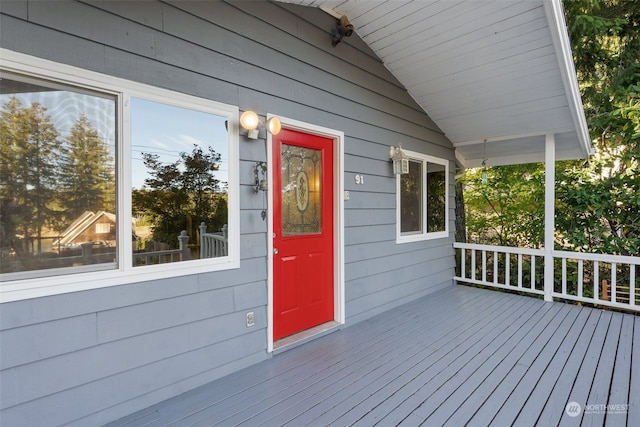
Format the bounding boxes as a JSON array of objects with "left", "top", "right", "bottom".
[
  {"left": 131, "top": 98, "right": 229, "bottom": 189},
  {"left": 1, "top": 84, "right": 229, "bottom": 191},
  {"left": 0, "top": 88, "right": 116, "bottom": 158}
]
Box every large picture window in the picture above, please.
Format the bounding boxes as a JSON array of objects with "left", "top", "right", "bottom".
[
  {"left": 0, "top": 50, "right": 239, "bottom": 300},
  {"left": 1, "top": 75, "right": 117, "bottom": 275},
  {"left": 397, "top": 150, "right": 448, "bottom": 242}
]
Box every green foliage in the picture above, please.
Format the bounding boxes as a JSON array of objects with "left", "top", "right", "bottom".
[
  {"left": 460, "top": 0, "right": 640, "bottom": 256},
  {"left": 460, "top": 164, "right": 545, "bottom": 248},
  {"left": 132, "top": 145, "right": 227, "bottom": 247},
  {"left": 557, "top": 0, "right": 640, "bottom": 256}
]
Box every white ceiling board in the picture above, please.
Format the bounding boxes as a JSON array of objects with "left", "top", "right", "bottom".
[{"left": 276, "top": 0, "right": 592, "bottom": 167}]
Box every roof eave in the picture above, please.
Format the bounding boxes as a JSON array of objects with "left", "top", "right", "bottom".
[{"left": 544, "top": 0, "right": 593, "bottom": 158}]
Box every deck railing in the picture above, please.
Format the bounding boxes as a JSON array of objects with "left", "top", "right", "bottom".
[
  {"left": 199, "top": 223, "right": 228, "bottom": 258},
  {"left": 454, "top": 242, "right": 640, "bottom": 312}
]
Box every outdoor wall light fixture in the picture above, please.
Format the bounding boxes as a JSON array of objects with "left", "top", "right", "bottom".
[
  {"left": 389, "top": 145, "right": 409, "bottom": 175},
  {"left": 240, "top": 110, "right": 282, "bottom": 139},
  {"left": 331, "top": 15, "right": 354, "bottom": 47}
]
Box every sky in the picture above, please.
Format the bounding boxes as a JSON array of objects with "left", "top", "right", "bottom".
[
  {"left": 131, "top": 98, "right": 229, "bottom": 189},
  {"left": 1, "top": 80, "right": 229, "bottom": 190}
]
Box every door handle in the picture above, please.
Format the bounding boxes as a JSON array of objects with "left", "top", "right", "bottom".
[{"left": 273, "top": 248, "right": 279, "bottom": 254}]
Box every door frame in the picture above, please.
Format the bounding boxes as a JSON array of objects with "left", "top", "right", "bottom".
[{"left": 266, "top": 115, "right": 345, "bottom": 352}]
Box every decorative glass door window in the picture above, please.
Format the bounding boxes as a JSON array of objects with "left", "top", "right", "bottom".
[{"left": 281, "top": 144, "right": 322, "bottom": 236}]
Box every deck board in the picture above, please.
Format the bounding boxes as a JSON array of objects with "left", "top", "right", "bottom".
[
  {"left": 441, "top": 303, "right": 582, "bottom": 427},
  {"left": 183, "top": 289, "right": 495, "bottom": 426},
  {"left": 324, "top": 295, "right": 535, "bottom": 426},
  {"left": 534, "top": 308, "right": 603, "bottom": 426},
  {"left": 605, "top": 314, "right": 634, "bottom": 427},
  {"left": 278, "top": 292, "right": 512, "bottom": 426},
  {"left": 395, "top": 300, "right": 555, "bottom": 426},
  {"left": 485, "top": 304, "right": 582, "bottom": 426},
  {"left": 587, "top": 312, "right": 624, "bottom": 426},
  {"left": 105, "top": 285, "right": 638, "bottom": 427},
  {"left": 510, "top": 307, "right": 592, "bottom": 426},
  {"left": 627, "top": 316, "right": 640, "bottom": 426}
]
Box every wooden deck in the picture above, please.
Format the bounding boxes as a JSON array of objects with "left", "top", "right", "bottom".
[{"left": 107, "top": 285, "right": 639, "bottom": 427}]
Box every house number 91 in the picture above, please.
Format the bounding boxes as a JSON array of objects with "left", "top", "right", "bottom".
[{"left": 355, "top": 174, "right": 365, "bottom": 185}]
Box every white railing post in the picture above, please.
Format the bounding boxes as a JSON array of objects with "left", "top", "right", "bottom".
[
  {"left": 199, "top": 222, "right": 207, "bottom": 258},
  {"left": 178, "top": 230, "right": 190, "bottom": 261},
  {"left": 631, "top": 266, "right": 636, "bottom": 307},
  {"left": 543, "top": 133, "right": 555, "bottom": 302}
]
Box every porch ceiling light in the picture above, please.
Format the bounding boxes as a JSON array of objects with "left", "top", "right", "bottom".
[
  {"left": 240, "top": 110, "right": 281, "bottom": 139},
  {"left": 390, "top": 145, "right": 409, "bottom": 175}
]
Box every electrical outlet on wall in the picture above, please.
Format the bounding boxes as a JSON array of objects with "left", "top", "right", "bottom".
[{"left": 246, "top": 312, "right": 255, "bottom": 327}]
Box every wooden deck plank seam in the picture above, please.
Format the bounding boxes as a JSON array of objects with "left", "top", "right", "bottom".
[
  {"left": 193, "top": 290, "right": 519, "bottom": 426},
  {"left": 266, "top": 293, "right": 538, "bottom": 427},
  {"left": 139, "top": 286, "right": 486, "bottom": 426},
  {"left": 626, "top": 316, "right": 640, "bottom": 426},
  {"left": 400, "top": 305, "right": 562, "bottom": 425},
  {"left": 484, "top": 305, "right": 586, "bottom": 426},
  {"left": 533, "top": 308, "right": 605, "bottom": 427},
  {"left": 511, "top": 307, "right": 595, "bottom": 427},
  {"left": 144, "top": 292, "right": 496, "bottom": 427},
  {"left": 434, "top": 303, "right": 585, "bottom": 426},
  {"left": 355, "top": 296, "right": 545, "bottom": 426}
]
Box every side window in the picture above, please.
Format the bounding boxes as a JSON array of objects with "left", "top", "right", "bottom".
[
  {"left": 397, "top": 150, "right": 449, "bottom": 242},
  {"left": 1, "top": 52, "right": 239, "bottom": 294}
]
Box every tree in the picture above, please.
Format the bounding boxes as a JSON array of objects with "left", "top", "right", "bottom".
[
  {"left": 460, "top": 164, "right": 545, "bottom": 248},
  {"left": 132, "top": 145, "right": 226, "bottom": 248},
  {"left": 556, "top": 0, "right": 640, "bottom": 256},
  {"left": 0, "top": 96, "right": 62, "bottom": 255},
  {"left": 58, "top": 114, "right": 115, "bottom": 220}
]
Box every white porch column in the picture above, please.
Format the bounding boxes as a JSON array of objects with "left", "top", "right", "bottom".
[{"left": 544, "top": 133, "right": 555, "bottom": 302}]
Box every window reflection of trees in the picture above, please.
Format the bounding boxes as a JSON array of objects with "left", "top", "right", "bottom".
[
  {"left": 0, "top": 78, "right": 231, "bottom": 277},
  {"left": 130, "top": 98, "right": 229, "bottom": 264},
  {"left": 1, "top": 77, "right": 116, "bottom": 275}
]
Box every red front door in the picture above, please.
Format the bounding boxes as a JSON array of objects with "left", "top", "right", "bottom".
[{"left": 273, "top": 128, "right": 334, "bottom": 341}]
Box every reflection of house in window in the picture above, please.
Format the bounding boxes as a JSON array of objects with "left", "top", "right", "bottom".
[{"left": 53, "top": 211, "right": 120, "bottom": 251}]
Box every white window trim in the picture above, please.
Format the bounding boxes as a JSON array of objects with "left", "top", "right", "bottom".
[
  {"left": 396, "top": 149, "right": 449, "bottom": 243},
  {"left": 0, "top": 49, "right": 240, "bottom": 303}
]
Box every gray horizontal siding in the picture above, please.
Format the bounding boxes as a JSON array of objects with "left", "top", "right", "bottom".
[{"left": 0, "top": 1, "right": 456, "bottom": 425}]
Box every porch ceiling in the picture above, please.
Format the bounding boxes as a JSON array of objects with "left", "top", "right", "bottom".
[{"left": 278, "top": 0, "right": 592, "bottom": 168}]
